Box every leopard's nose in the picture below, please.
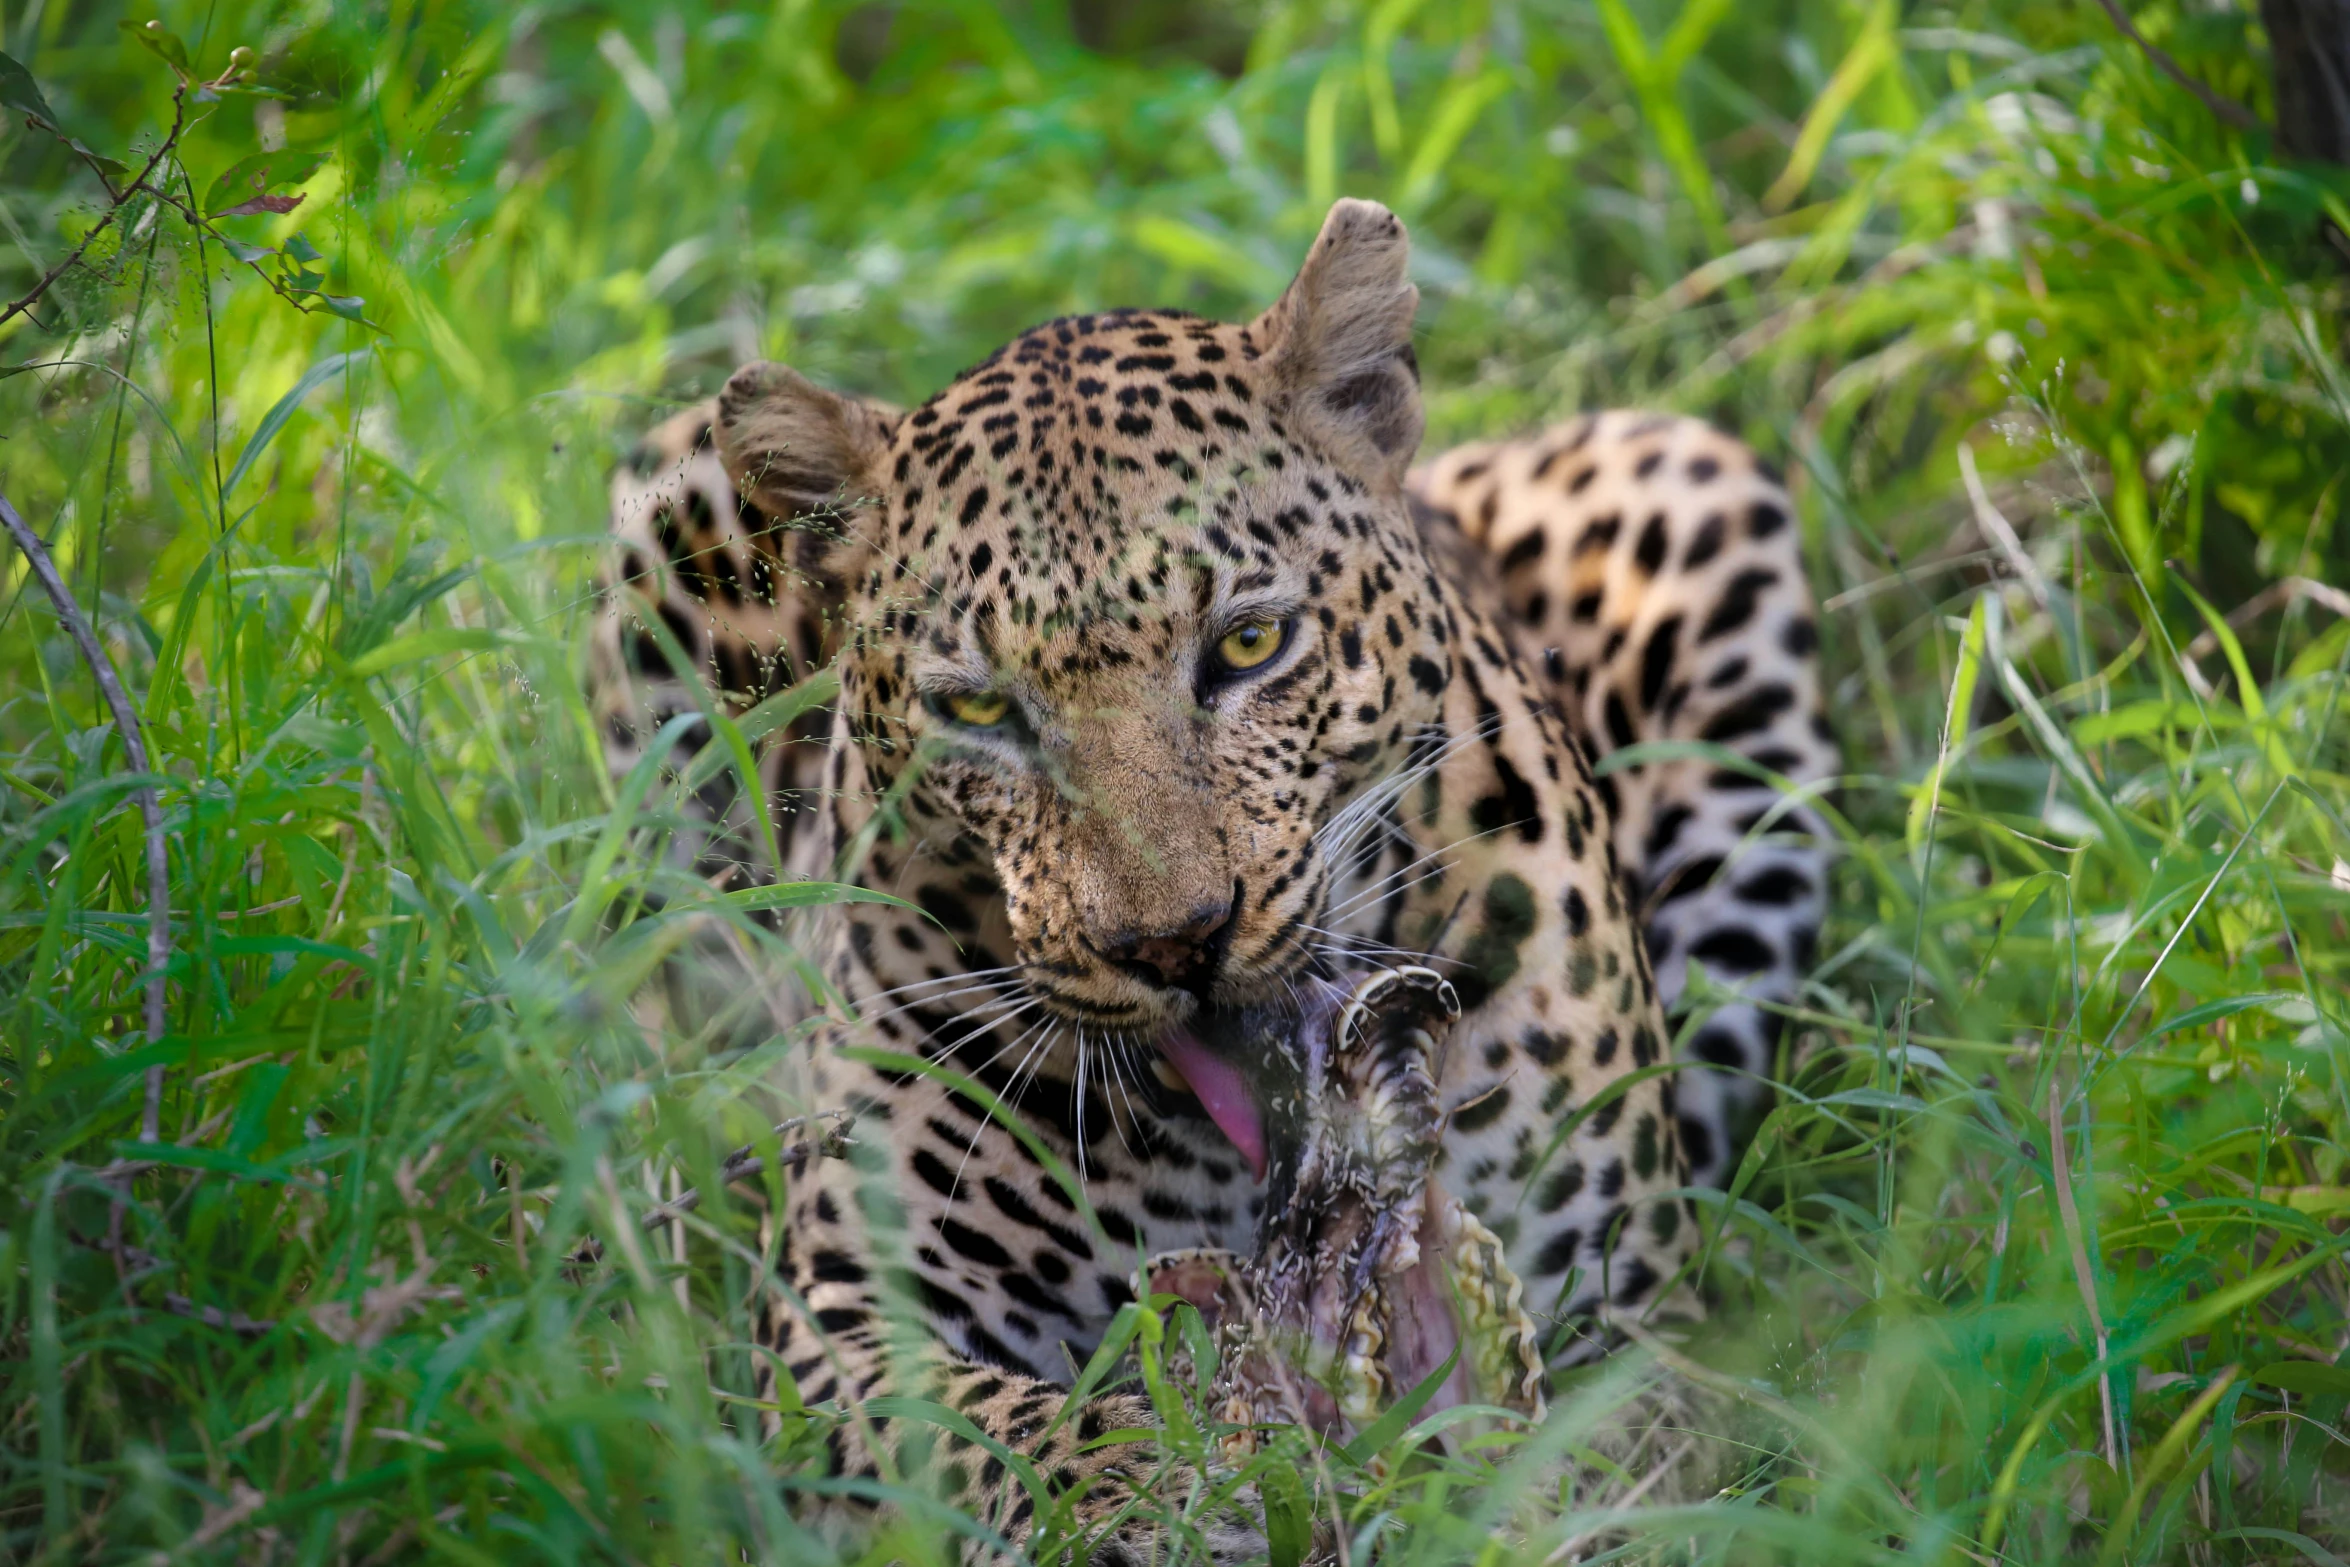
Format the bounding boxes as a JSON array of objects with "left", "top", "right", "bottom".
[{"left": 1103, "top": 896, "right": 1237, "bottom": 995}]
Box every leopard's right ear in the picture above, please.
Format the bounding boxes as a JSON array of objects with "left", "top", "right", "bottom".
[
  {"left": 1252, "top": 199, "right": 1421, "bottom": 488},
  {"left": 714, "top": 361, "right": 898, "bottom": 538}
]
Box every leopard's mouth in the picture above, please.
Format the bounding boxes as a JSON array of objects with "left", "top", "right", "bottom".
[
  {"left": 1153, "top": 981, "right": 1346, "bottom": 1184},
  {"left": 1156, "top": 1027, "right": 1272, "bottom": 1180}
]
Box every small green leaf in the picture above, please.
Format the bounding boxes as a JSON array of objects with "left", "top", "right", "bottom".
[
  {"left": 0, "top": 50, "right": 60, "bottom": 126},
  {"left": 1260, "top": 1460, "right": 1312, "bottom": 1567},
  {"left": 0, "top": 53, "right": 130, "bottom": 182},
  {"left": 203, "top": 149, "right": 325, "bottom": 216},
  {"left": 1038, "top": 1302, "right": 1154, "bottom": 1443},
  {"left": 2154, "top": 993, "right": 2301, "bottom": 1036},
  {"left": 1909, "top": 592, "right": 1989, "bottom": 858},
  {"left": 2211, "top": 1376, "right": 2247, "bottom": 1529},
  {"left": 2216, "top": 1528, "right": 2350, "bottom": 1567},
  {"left": 411, "top": 1303, "right": 524, "bottom": 1430},
  {"left": 64, "top": 137, "right": 129, "bottom": 183},
  {"left": 1340, "top": 1338, "right": 1461, "bottom": 1467},
  {"left": 117, "top": 19, "right": 193, "bottom": 78},
  {"left": 1126, "top": 214, "right": 1281, "bottom": 295},
  {"left": 222, "top": 349, "right": 366, "bottom": 502},
  {"left": 1395, "top": 66, "right": 1511, "bottom": 215},
  {"left": 711, "top": 880, "right": 914, "bottom": 913},
  {"left": 284, "top": 232, "right": 324, "bottom": 263},
  {"left": 320, "top": 294, "right": 368, "bottom": 322},
  {"left": 223, "top": 1062, "right": 288, "bottom": 1157},
  {"left": 345, "top": 626, "right": 511, "bottom": 678},
  {"left": 2253, "top": 1361, "right": 2350, "bottom": 1398},
  {"left": 2075, "top": 699, "right": 2196, "bottom": 746},
  {"left": 215, "top": 235, "right": 272, "bottom": 265}
]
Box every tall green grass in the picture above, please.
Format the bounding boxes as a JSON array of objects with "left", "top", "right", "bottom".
[{"left": 2, "top": 1, "right": 2345, "bottom": 1560}]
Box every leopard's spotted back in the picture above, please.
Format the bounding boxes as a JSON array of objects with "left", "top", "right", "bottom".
[{"left": 1413, "top": 414, "right": 1835, "bottom": 1183}]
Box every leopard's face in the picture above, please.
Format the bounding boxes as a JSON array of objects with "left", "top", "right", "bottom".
[
  {"left": 827, "top": 311, "right": 1447, "bottom": 1033},
  {"left": 715, "top": 203, "right": 1429, "bottom": 1048}
]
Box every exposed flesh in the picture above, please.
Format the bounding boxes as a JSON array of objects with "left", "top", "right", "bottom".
[{"left": 1146, "top": 968, "right": 1546, "bottom": 1451}]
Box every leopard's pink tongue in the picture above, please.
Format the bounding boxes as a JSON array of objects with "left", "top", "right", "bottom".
[{"left": 1158, "top": 1028, "right": 1268, "bottom": 1182}]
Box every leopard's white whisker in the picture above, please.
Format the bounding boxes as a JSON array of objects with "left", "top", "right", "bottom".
[
  {"left": 1102, "top": 1033, "right": 1146, "bottom": 1156},
  {"left": 1321, "top": 818, "right": 1518, "bottom": 929},
  {"left": 855, "top": 963, "right": 1027, "bottom": 1005},
  {"left": 1315, "top": 714, "right": 1504, "bottom": 860},
  {"left": 950, "top": 1015, "right": 1059, "bottom": 1202},
  {"left": 855, "top": 978, "right": 1035, "bottom": 1032}
]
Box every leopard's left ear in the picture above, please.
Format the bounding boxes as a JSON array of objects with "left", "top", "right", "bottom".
[
  {"left": 1252, "top": 198, "right": 1423, "bottom": 486},
  {"left": 715, "top": 361, "right": 897, "bottom": 528}
]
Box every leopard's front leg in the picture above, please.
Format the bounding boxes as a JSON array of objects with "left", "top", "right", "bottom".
[{"left": 1354, "top": 580, "right": 1705, "bottom": 1345}]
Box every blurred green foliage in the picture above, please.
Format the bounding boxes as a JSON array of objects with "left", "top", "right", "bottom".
[{"left": 3, "top": 0, "right": 2348, "bottom": 1561}]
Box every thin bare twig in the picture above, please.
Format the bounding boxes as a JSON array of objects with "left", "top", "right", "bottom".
[
  {"left": 68, "top": 1228, "right": 167, "bottom": 1276},
  {"left": 5, "top": 51, "right": 375, "bottom": 347},
  {"left": 2168, "top": 577, "right": 2350, "bottom": 701},
  {"left": 1958, "top": 442, "right": 2053, "bottom": 615},
  {"left": 2087, "top": 0, "right": 2266, "bottom": 133},
  {"left": 2182, "top": 576, "right": 2350, "bottom": 659},
  {"left": 0, "top": 494, "right": 170, "bottom": 1139},
  {"left": 160, "top": 1294, "right": 275, "bottom": 1337}
]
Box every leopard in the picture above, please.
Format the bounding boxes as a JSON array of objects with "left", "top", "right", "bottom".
[{"left": 586, "top": 199, "right": 1835, "bottom": 1559}]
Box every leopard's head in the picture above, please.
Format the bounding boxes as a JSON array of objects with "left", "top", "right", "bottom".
[{"left": 715, "top": 200, "right": 1452, "bottom": 1052}]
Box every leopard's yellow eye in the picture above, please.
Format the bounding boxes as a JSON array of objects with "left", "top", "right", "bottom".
[
  {"left": 1217, "top": 618, "right": 1286, "bottom": 672},
  {"left": 946, "top": 690, "right": 1011, "bottom": 727}
]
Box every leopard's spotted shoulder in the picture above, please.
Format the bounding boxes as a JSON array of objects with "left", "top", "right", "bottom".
[{"left": 1412, "top": 413, "right": 1836, "bottom": 1182}]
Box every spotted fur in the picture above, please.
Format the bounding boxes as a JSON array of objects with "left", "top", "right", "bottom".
[
  {"left": 589, "top": 200, "right": 1832, "bottom": 1556},
  {"left": 1412, "top": 417, "right": 1835, "bottom": 1183}
]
